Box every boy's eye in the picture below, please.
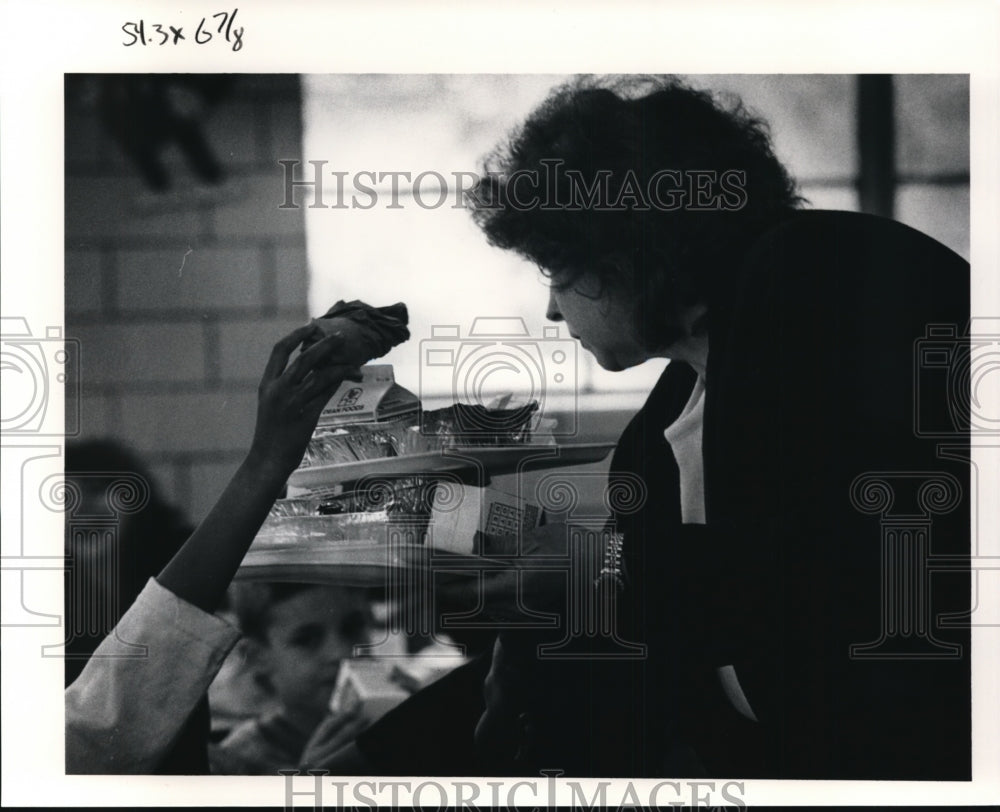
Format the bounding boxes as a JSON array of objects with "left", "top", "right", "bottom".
[{"left": 289, "top": 625, "right": 324, "bottom": 649}]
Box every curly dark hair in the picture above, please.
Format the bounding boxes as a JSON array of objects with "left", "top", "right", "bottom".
[{"left": 469, "top": 75, "right": 803, "bottom": 349}]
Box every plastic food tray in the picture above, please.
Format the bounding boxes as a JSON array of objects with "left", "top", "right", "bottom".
[
  {"left": 236, "top": 540, "right": 509, "bottom": 587},
  {"left": 287, "top": 443, "right": 616, "bottom": 490}
]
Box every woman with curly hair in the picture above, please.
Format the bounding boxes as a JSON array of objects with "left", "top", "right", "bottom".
[{"left": 328, "top": 75, "right": 971, "bottom": 780}]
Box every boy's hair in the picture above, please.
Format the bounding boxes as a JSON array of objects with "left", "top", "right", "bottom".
[
  {"left": 230, "top": 582, "right": 373, "bottom": 643},
  {"left": 230, "top": 582, "right": 320, "bottom": 642},
  {"left": 468, "top": 75, "right": 803, "bottom": 349}
]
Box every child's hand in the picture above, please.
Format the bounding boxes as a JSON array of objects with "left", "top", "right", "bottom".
[
  {"left": 248, "top": 325, "right": 363, "bottom": 477},
  {"left": 157, "top": 324, "right": 365, "bottom": 614},
  {"left": 299, "top": 708, "right": 370, "bottom": 771}
]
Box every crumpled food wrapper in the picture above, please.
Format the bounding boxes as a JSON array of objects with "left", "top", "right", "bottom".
[
  {"left": 420, "top": 402, "right": 539, "bottom": 445},
  {"left": 306, "top": 299, "right": 410, "bottom": 365}
]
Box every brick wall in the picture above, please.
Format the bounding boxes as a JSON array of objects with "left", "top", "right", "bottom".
[{"left": 65, "top": 75, "right": 309, "bottom": 523}]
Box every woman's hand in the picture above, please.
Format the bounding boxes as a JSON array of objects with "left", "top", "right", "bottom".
[{"left": 247, "top": 324, "right": 363, "bottom": 478}]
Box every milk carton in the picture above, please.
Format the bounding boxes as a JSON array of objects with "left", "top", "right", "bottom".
[{"left": 317, "top": 365, "right": 419, "bottom": 427}]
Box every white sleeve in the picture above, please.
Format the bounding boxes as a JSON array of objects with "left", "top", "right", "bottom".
[{"left": 65, "top": 577, "right": 241, "bottom": 774}]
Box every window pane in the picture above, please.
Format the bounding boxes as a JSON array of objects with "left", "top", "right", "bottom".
[
  {"left": 896, "top": 75, "right": 970, "bottom": 177},
  {"left": 685, "top": 74, "right": 856, "bottom": 182},
  {"left": 798, "top": 185, "right": 859, "bottom": 212}
]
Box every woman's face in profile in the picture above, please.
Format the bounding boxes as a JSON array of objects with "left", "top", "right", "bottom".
[{"left": 544, "top": 273, "right": 650, "bottom": 372}]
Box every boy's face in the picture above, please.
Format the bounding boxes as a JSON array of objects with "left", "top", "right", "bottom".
[{"left": 256, "top": 586, "right": 372, "bottom": 720}]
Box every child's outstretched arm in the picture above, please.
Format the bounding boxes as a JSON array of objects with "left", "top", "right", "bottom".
[
  {"left": 66, "top": 325, "right": 363, "bottom": 774},
  {"left": 157, "top": 325, "right": 359, "bottom": 612}
]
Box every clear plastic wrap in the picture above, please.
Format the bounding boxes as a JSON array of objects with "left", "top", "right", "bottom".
[
  {"left": 300, "top": 415, "right": 416, "bottom": 468},
  {"left": 300, "top": 401, "right": 548, "bottom": 469},
  {"left": 271, "top": 477, "right": 436, "bottom": 518},
  {"left": 257, "top": 506, "right": 433, "bottom": 548}
]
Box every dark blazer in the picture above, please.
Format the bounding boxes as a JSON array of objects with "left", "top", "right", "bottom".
[{"left": 356, "top": 210, "right": 971, "bottom": 779}]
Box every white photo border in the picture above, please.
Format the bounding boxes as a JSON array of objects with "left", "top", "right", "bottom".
[{"left": 1, "top": 0, "right": 997, "bottom": 806}]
